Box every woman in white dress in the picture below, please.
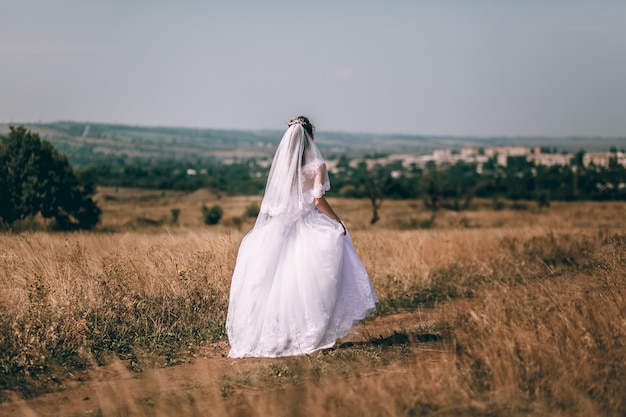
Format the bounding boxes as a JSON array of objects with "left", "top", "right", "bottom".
[{"left": 226, "top": 116, "right": 377, "bottom": 358}]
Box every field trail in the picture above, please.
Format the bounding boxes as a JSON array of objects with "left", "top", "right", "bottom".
[{"left": 0, "top": 307, "right": 452, "bottom": 417}]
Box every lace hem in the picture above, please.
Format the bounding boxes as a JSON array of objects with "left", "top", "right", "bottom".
[
  {"left": 311, "top": 181, "right": 330, "bottom": 198},
  {"left": 303, "top": 160, "right": 330, "bottom": 199}
]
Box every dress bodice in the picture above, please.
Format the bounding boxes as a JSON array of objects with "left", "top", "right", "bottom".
[{"left": 302, "top": 161, "right": 330, "bottom": 209}]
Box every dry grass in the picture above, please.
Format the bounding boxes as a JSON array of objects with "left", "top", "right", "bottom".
[
  {"left": 0, "top": 232, "right": 236, "bottom": 381},
  {"left": 0, "top": 193, "right": 625, "bottom": 416},
  {"left": 93, "top": 186, "right": 626, "bottom": 232}
]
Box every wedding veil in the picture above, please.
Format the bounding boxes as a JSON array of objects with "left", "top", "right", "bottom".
[{"left": 257, "top": 123, "right": 327, "bottom": 225}]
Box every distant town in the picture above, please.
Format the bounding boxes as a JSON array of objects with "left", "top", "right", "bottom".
[
  {"left": 329, "top": 146, "right": 626, "bottom": 174},
  {"left": 2, "top": 122, "right": 624, "bottom": 202}
]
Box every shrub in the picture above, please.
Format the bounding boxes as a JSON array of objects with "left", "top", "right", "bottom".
[
  {"left": 245, "top": 202, "right": 260, "bottom": 218},
  {"left": 202, "top": 204, "right": 224, "bottom": 225},
  {"left": 171, "top": 208, "right": 181, "bottom": 223}
]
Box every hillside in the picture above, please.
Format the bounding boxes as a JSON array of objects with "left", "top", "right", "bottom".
[{"left": 1, "top": 121, "right": 623, "bottom": 167}]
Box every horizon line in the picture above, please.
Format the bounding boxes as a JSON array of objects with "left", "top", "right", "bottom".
[{"left": 1, "top": 120, "right": 625, "bottom": 140}]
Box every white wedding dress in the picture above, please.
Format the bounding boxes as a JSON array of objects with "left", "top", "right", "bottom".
[{"left": 226, "top": 123, "right": 378, "bottom": 358}]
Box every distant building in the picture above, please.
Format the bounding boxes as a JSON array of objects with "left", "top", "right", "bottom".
[
  {"left": 583, "top": 152, "right": 612, "bottom": 168},
  {"left": 527, "top": 153, "right": 572, "bottom": 167},
  {"left": 484, "top": 146, "right": 529, "bottom": 158},
  {"left": 433, "top": 149, "right": 452, "bottom": 161},
  {"left": 460, "top": 148, "right": 477, "bottom": 158},
  {"left": 334, "top": 146, "right": 626, "bottom": 173}
]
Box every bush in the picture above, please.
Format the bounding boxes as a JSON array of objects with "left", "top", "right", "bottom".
[
  {"left": 245, "top": 202, "right": 260, "bottom": 218},
  {"left": 202, "top": 204, "right": 223, "bottom": 225},
  {"left": 171, "top": 208, "right": 181, "bottom": 223}
]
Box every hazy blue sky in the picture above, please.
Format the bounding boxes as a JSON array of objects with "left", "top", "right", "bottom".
[{"left": 2, "top": 0, "right": 625, "bottom": 137}]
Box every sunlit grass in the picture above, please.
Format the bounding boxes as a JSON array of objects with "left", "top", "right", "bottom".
[{"left": 0, "top": 194, "right": 625, "bottom": 416}]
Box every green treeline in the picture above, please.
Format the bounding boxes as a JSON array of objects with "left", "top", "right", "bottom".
[
  {"left": 82, "top": 159, "right": 267, "bottom": 194},
  {"left": 83, "top": 152, "right": 626, "bottom": 203},
  {"left": 332, "top": 157, "right": 626, "bottom": 203},
  {"left": 3, "top": 125, "right": 624, "bottom": 231}
]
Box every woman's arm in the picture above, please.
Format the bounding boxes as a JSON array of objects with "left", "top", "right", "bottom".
[{"left": 314, "top": 195, "right": 347, "bottom": 235}]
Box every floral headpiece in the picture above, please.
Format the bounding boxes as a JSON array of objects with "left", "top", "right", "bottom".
[
  {"left": 288, "top": 117, "right": 314, "bottom": 132},
  {"left": 288, "top": 118, "right": 304, "bottom": 127}
]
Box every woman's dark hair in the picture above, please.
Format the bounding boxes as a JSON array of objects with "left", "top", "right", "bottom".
[{"left": 288, "top": 116, "right": 315, "bottom": 139}]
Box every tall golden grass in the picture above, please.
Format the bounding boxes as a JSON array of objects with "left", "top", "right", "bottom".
[{"left": 0, "top": 193, "right": 624, "bottom": 416}]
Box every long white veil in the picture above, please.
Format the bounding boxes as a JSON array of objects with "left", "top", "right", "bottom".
[{"left": 257, "top": 123, "right": 327, "bottom": 226}]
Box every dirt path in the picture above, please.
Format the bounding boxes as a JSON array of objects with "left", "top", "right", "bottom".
[{"left": 0, "top": 306, "right": 455, "bottom": 417}]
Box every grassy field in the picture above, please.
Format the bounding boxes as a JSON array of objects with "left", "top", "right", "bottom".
[{"left": 0, "top": 191, "right": 625, "bottom": 416}]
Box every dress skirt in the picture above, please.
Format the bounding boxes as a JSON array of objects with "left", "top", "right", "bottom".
[{"left": 226, "top": 209, "right": 377, "bottom": 358}]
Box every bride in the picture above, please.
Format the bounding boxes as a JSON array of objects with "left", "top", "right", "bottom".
[{"left": 226, "top": 116, "right": 377, "bottom": 358}]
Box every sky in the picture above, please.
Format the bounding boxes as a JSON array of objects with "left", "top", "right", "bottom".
[{"left": 1, "top": 0, "right": 625, "bottom": 137}]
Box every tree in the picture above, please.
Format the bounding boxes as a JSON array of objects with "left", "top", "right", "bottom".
[
  {"left": 535, "top": 190, "right": 551, "bottom": 209},
  {"left": 0, "top": 126, "right": 101, "bottom": 229},
  {"left": 420, "top": 166, "right": 445, "bottom": 225},
  {"left": 444, "top": 161, "right": 480, "bottom": 211},
  {"left": 355, "top": 162, "right": 388, "bottom": 225}
]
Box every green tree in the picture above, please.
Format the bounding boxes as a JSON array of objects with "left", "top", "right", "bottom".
[
  {"left": 0, "top": 126, "right": 101, "bottom": 229},
  {"left": 536, "top": 190, "right": 551, "bottom": 209},
  {"left": 420, "top": 166, "right": 445, "bottom": 225},
  {"left": 355, "top": 162, "right": 389, "bottom": 225},
  {"left": 444, "top": 161, "right": 480, "bottom": 211}
]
